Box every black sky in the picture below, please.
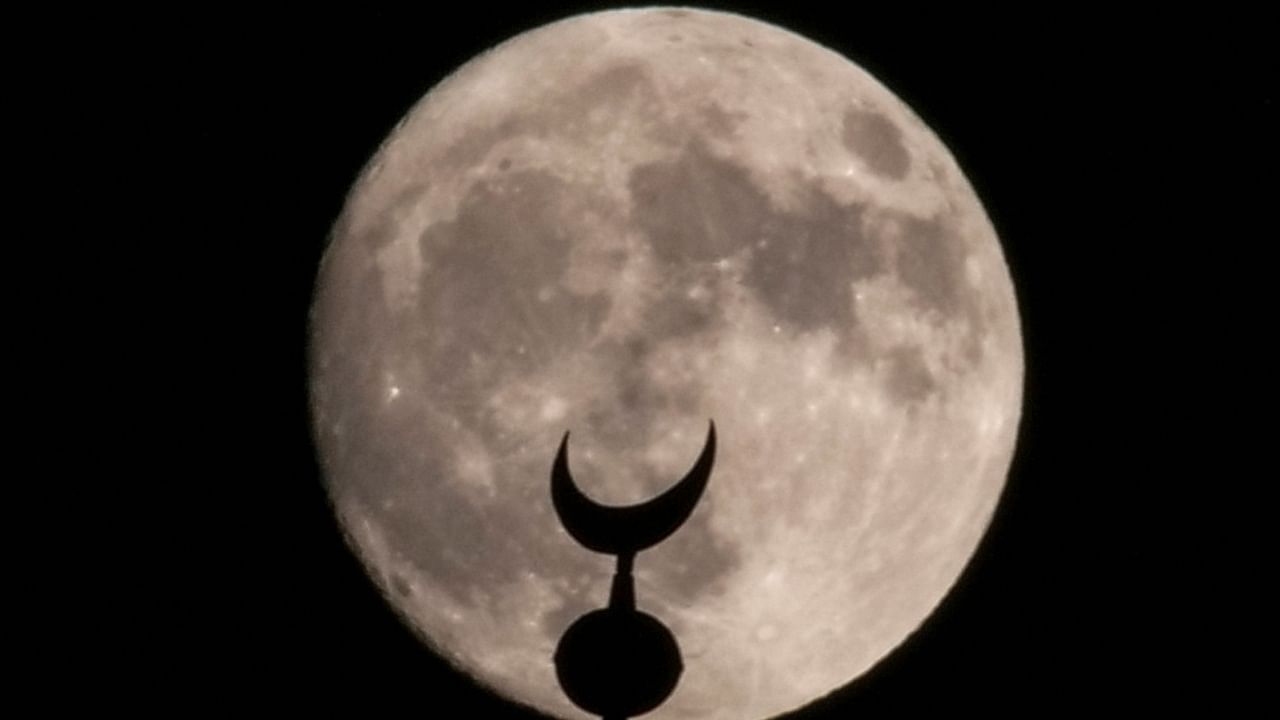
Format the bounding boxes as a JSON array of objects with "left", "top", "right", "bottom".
[{"left": 116, "top": 3, "right": 1270, "bottom": 715}]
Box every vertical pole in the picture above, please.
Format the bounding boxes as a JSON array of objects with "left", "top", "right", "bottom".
[{"left": 609, "top": 551, "right": 636, "bottom": 611}]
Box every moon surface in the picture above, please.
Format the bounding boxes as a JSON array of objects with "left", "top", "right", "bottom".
[{"left": 310, "top": 8, "right": 1022, "bottom": 720}]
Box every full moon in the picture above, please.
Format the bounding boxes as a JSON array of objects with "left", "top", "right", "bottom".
[{"left": 310, "top": 8, "right": 1022, "bottom": 720}]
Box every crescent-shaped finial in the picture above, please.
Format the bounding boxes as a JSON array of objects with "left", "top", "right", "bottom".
[{"left": 551, "top": 420, "right": 716, "bottom": 556}]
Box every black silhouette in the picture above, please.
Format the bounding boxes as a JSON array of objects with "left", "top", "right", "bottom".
[{"left": 551, "top": 421, "right": 716, "bottom": 720}]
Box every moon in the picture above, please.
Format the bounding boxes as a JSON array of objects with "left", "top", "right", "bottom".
[{"left": 309, "top": 8, "right": 1022, "bottom": 720}]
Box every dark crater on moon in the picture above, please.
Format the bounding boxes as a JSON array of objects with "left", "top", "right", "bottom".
[
  {"left": 698, "top": 102, "right": 748, "bottom": 140},
  {"left": 629, "top": 142, "right": 766, "bottom": 265},
  {"left": 893, "top": 214, "right": 963, "bottom": 318},
  {"left": 627, "top": 138, "right": 986, "bottom": 381},
  {"left": 416, "top": 169, "right": 611, "bottom": 397},
  {"left": 628, "top": 141, "right": 881, "bottom": 340},
  {"left": 842, "top": 106, "right": 911, "bottom": 181},
  {"left": 892, "top": 213, "right": 987, "bottom": 366},
  {"left": 390, "top": 571, "right": 413, "bottom": 598},
  {"left": 885, "top": 345, "right": 938, "bottom": 403},
  {"left": 746, "top": 186, "right": 880, "bottom": 334}
]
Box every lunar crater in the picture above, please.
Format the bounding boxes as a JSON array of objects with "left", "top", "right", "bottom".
[{"left": 842, "top": 105, "right": 912, "bottom": 180}]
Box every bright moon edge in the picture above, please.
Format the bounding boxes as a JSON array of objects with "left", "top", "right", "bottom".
[{"left": 310, "top": 7, "right": 1023, "bottom": 720}]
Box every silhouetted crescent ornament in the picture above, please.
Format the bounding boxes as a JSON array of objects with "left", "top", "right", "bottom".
[{"left": 552, "top": 421, "right": 716, "bottom": 556}]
